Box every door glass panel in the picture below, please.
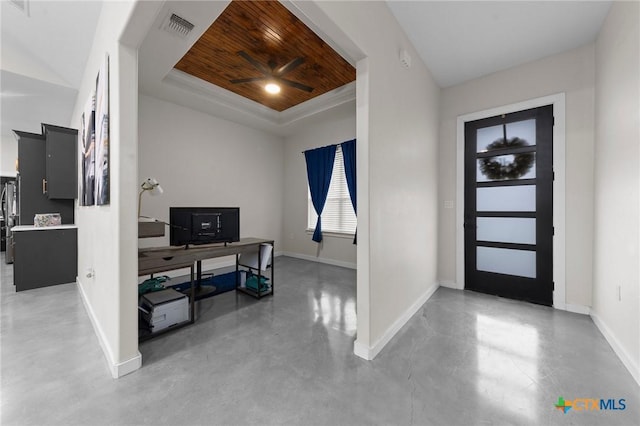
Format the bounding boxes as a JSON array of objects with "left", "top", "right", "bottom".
[
  {"left": 476, "top": 125, "right": 503, "bottom": 152},
  {"left": 477, "top": 247, "right": 536, "bottom": 278},
  {"left": 477, "top": 218, "right": 536, "bottom": 244},
  {"left": 506, "top": 119, "right": 536, "bottom": 146},
  {"left": 477, "top": 186, "right": 536, "bottom": 212},
  {"left": 477, "top": 153, "right": 536, "bottom": 182}
]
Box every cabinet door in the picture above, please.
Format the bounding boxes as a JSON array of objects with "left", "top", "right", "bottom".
[
  {"left": 43, "top": 124, "right": 77, "bottom": 199},
  {"left": 1, "top": 219, "right": 5, "bottom": 251},
  {"left": 13, "top": 228, "right": 78, "bottom": 291},
  {"left": 16, "top": 131, "right": 75, "bottom": 225},
  {"left": 16, "top": 132, "right": 48, "bottom": 225}
]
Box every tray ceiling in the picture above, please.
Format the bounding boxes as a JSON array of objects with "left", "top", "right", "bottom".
[{"left": 173, "top": 0, "right": 356, "bottom": 112}]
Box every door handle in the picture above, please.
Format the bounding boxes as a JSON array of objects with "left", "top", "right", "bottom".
[{"left": 42, "top": 179, "right": 47, "bottom": 195}]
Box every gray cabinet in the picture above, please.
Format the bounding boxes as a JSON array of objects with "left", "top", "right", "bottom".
[
  {"left": 0, "top": 217, "right": 4, "bottom": 252},
  {"left": 12, "top": 226, "right": 77, "bottom": 291},
  {"left": 12, "top": 124, "right": 78, "bottom": 292},
  {"left": 43, "top": 124, "right": 77, "bottom": 199},
  {"left": 15, "top": 127, "right": 76, "bottom": 225}
]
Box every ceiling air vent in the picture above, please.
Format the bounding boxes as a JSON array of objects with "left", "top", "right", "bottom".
[
  {"left": 161, "top": 13, "right": 194, "bottom": 39},
  {"left": 8, "top": 0, "right": 29, "bottom": 16}
]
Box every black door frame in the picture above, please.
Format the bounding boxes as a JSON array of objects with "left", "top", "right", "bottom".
[
  {"left": 464, "top": 106, "right": 553, "bottom": 305},
  {"left": 454, "top": 94, "right": 566, "bottom": 309}
]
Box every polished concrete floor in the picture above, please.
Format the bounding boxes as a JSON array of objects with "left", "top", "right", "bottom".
[{"left": 1, "top": 254, "right": 638, "bottom": 425}]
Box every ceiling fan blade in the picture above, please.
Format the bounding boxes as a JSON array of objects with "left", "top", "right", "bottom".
[
  {"left": 237, "top": 51, "right": 269, "bottom": 75},
  {"left": 279, "top": 78, "right": 314, "bottom": 93},
  {"left": 230, "top": 77, "right": 266, "bottom": 84},
  {"left": 274, "top": 57, "right": 305, "bottom": 77}
]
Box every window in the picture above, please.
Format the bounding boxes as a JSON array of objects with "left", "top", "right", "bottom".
[{"left": 307, "top": 145, "right": 357, "bottom": 235}]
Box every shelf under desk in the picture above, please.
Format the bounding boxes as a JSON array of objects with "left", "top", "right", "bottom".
[
  {"left": 138, "top": 261, "right": 195, "bottom": 342},
  {"left": 137, "top": 238, "right": 275, "bottom": 340}
]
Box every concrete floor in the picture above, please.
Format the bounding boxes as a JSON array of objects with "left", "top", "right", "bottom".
[{"left": 1, "top": 254, "right": 638, "bottom": 425}]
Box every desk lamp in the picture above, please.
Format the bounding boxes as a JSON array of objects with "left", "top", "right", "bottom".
[{"left": 138, "top": 178, "right": 163, "bottom": 217}]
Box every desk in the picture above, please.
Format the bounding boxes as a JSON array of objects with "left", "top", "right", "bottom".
[
  {"left": 138, "top": 238, "right": 274, "bottom": 341},
  {"left": 139, "top": 238, "right": 274, "bottom": 295},
  {"left": 139, "top": 237, "right": 274, "bottom": 295}
]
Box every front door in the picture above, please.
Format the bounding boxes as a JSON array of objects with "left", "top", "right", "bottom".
[{"left": 464, "top": 105, "right": 553, "bottom": 305}]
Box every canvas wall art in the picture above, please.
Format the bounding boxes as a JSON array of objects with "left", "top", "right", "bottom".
[
  {"left": 95, "top": 54, "right": 110, "bottom": 205},
  {"left": 80, "top": 54, "right": 109, "bottom": 206},
  {"left": 80, "top": 91, "right": 95, "bottom": 206}
]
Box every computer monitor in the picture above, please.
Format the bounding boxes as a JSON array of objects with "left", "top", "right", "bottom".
[{"left": 170, "top": 207, "right": 239, "bottom": 246}]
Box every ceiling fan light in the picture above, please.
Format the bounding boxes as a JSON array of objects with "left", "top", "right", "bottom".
[{"left": 265, "top": 83, "right": 281, "bottom": 94}]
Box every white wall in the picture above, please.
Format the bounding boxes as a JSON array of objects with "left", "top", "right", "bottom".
[
  {"left": 137, "top": 94, "right": 284, "bottom": 264},
  {"left": 313, "top": 2, "right": 440, "bottom": 357},
  {"left": 439, "top": 44, "right": 596, "bottom": 308},
  {"left": 71, "top": 0, "right": 153, "bottom": 378},
  {"left": 282, "top": 100, "right": 356, "bottom": 268},
  {"left": 591, "top": 1, "right": 640, "bottom": 384},
  {"left": 1, "top": 138, "right": 17, "bottom": 177}
]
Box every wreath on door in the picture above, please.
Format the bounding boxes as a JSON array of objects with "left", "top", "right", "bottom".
[{"left": 479, "top": 137, "right": 535, "bottom": 180}]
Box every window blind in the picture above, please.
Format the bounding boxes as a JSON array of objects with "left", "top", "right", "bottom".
[{"left": 308, "top": 145, "right": 357, "bottom": 234}]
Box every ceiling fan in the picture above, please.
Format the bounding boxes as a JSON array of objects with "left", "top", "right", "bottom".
[{"left": 230, "top": 51, "right": 314, "bottom": 93}]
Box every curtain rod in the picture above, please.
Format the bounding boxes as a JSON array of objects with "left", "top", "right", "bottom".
[{"left": 301, "top": 139, "right": 355, "bottom": 154}]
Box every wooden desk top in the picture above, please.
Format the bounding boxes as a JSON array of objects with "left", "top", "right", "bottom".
[{"left": 138, "top": 237, "right": 273, "bottom": 276}]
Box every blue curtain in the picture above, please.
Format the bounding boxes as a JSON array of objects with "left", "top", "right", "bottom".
[
  {"left": 304, "top": 145, "right": 337, "bottom": 242},
  {"left": 341, "top": 139, "right": 357, "bottom": 244}
]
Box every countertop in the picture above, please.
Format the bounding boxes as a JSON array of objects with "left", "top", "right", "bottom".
[{"left": 12, "top": 224, "right": 77, "bottom": 232}]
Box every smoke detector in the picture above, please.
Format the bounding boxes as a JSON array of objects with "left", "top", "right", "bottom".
[{"left": 161, "top": 12, "right": 194, "bottom": 39}]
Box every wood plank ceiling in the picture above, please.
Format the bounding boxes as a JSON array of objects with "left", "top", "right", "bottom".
[{"left": 174, "top": 0, "right": 356, "bottom": 112}]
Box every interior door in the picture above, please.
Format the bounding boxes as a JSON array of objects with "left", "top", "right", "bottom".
[{"left": 464, "top": 105, "right": 553, "bottom": 305}]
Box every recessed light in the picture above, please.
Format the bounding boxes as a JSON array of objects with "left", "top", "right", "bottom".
[{"left": 265, "top": 83, "right": 281, "bottom": 94}]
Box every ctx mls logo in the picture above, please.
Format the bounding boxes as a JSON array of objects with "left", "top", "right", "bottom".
[{"left": 554, "top": 396, "right": 626, "bottom": 414}]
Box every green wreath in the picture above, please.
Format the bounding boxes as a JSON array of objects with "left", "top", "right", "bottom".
[{"left": 479, "top": 137, "right": 534, "bottom": 180}]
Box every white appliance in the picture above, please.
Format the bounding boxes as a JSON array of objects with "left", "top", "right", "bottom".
[{"left": 140, "top": 289, "right": 189, "bottom": 332}]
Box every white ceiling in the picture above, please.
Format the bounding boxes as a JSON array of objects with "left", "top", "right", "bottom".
[
  {"left": 387, "top": 1, "right": 612, "bottom": 87},
  {"left": 1, "top": 1, "right": 614, "bottom": 147},
  {"left": 0, "top": 0, "right": 102, "bottom": 141}
]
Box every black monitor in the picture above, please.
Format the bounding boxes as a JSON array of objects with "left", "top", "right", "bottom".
[{"left": 170, "top": 207, "right": 240, "bottom": 246}]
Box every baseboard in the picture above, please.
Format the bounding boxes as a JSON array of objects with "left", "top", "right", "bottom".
[
  {"left": 281, "top": 251, "right": 356, "bottom": 270},
  {"left": 77, "top": 278, "right": 142, "bottom": 378},
  {"left": 354, "top": 282, "right": 439, "bottom": 361},
  {"left": 439, "top": 280, "right": 462, "bottom": 290},
  {"left": 113, "top": 352, "right": 142, "bottom": 378},
  {"left": 590, "top": 310, "right": 640, "bottom": 387},
  {"left": 353, "top": 340, "right": 370, "bottom": 360},
  {"left": 564, "top": 303, "right": 590, "bottom": 315},
  {"left": 553, "top": 301, "right": 590, "bottom": 315}
]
